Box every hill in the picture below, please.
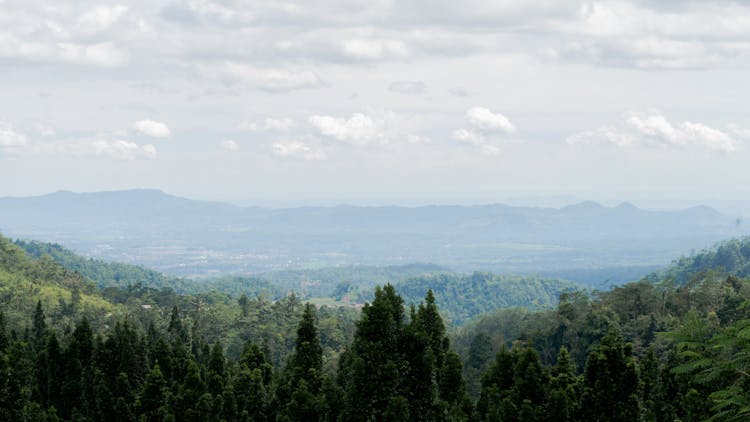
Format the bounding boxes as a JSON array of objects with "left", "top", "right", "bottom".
[
  {"left": 392, "top": 272, "right": 581, "bottom": 325},
  {"left": 13, "top": 236, "right": 578, "bottom": 322},
  {"left": 0, "top": 233, "right": 357, "bottom": 367},
  {"left": 15, "top": 239, "right": 284, "bottom": 299},
  {"left": 649, "top": 237, "right": 750, "bottom": 285}
]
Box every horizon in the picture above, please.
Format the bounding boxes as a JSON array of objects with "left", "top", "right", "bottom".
[{"left": 2, "top": 186, "right": 750, "bottom": 212}]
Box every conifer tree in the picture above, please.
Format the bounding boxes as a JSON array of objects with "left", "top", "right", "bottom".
[
  {"left": 581, "top": 328, "right": 641, "bottom": 422},
  {"left": 32, "top": 300, "right": 47, "bottom": 352},
  {"left": 278, "top": 303, "right": 324, "bottom": 421},
  {"left": 547, "top": 347, "right": 580, "bottom": 421},
  {"left": 339, "top": 284, "right": 406, "bottom": 420}
]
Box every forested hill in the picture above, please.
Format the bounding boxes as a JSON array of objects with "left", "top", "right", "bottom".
[
  {"left": 650, "top": 237, "right": 750, "bottom": 285},
  {"left": 393, "top": 272, "right": 580, "bottom": 325},
  {"left": 14, "top": 237, "right": 578, "bottom": 320},
  {"left": 0, "top": 234, "right": 358, "bottom": 368},
  {"left": 15, "top": 239, "right": 284, "bottom": 299},
  {"left": 6, "top": 232, "right": 750, "bottom": 420}
]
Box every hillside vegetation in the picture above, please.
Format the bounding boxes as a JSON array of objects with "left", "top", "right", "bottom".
[
  {"left": 652, "top": 236, "right": 750, "bottom": 284},
  {"left": 393, "top": 272, "right": 580, "bottom": 324},
  {"left": 7, "top": 232, "right": 750, "bottom": 420}
]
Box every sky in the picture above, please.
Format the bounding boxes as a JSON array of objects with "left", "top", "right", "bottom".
[{"left": 2, "top": 0, "right": 750, "bottom": 206}]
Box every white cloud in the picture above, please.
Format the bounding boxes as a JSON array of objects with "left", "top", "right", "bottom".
[
  {"left": 407, "top": 134, "right": 431, "bottom": 144},
  {"left": 221, "top": 140, "right": 239, "bottom": 151},
  {"left": 0, "top": 122, "right": 27, "bottom": 147},
  {"left": 58, "top": 42, "right": 129, "bottom": 67},
  {"left": 92, "top": 140, "right": 157, "bottom": 160},
  {"left": 240, "top": 117, "right": 295, "bottom": 131},
  {"left": 272, "top": 141, "right": 325, "bottom": 160},
  {"left": 453, "top": 128, "right": 500, "bottom": 155},
  {"left": 465, "top": 107, "right": 516, "bottom": 133},
  {"left": 453, "top": 107, "right": 516, "bottom": 154},
  {"left": 37, "top": 124, "right": 56, "bottom": 137},
  {"left": 389, "top": 80, "right": 426, "bottom": 95},
  {"left": 141, "top": 143, "right": 157, "bottom": 157},
  {"left": 134, "top": 119, "right": 171, "bottom": 138},
  {"left": 566, "top": 126, "right": 634, "bottom": 147},
  {"left": 78, "top": 5, "right": 129, "bottom": 32},
  {"left": 567, "top": 112, "right": 741, "bottom": 152},
  {"left": 262, "top": 69, "right": 324, "bottom": 92},
  {"left": 341, "top": 39, "right": 409, "bottom": 60},
  {"left": 217, "top": 63, "right": 324, "bottom": 92},
  {"left": 453, "top": 128, "right": 485, "bottom": 146},
  {"left": 309, "top": 113, "right": 378, "bottom": 145}
]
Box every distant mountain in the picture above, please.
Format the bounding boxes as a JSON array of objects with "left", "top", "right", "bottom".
[{"left": 1, "top": 190, "right": 747, "bottom": 279}]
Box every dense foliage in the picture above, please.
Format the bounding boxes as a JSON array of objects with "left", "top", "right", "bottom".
[
  {"left": 2, "top": 235, "right": 357, "bottom": 368},
  {"left": 8, "top": 233, "right": 750, "bottom": 420},
  {"left": 16, "top": 240, "right": 283, "bottom": 298},
  {"left": 393, "top": 272, "right": 580, "bottom": 325},
  {"left": 651, "top": 237, "right": 750, "bottom": 285}
]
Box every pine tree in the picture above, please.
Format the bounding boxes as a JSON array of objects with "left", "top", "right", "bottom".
[
  {"left": 167, "top": 306, "right": 189, "bottom": 346},
  {"left": 207, "top": 341, "right": 226, "bottom": 396},
  {"left": 581, "top": 328, "right": 641, "bottom": 422},
  {"left": 290, "top": 303, "right": 323, "bottom": 392},
  {"left": 465, "top": 332, "right": 494, "bottom": 400},
  {"left": 32, "top": 300, "right": 47, "bottom": 352},
  {"left": 339, "top": 284, "right": 406, "bottom": 420},
  {"left": 546, "top": 347, "right": 580, "bottom": 421},
  {"left": 278, "top": 303, "right": 324, "bottom": 421},
  {"left": 640, "top": 348, "right": 659, "bottom": 422}
]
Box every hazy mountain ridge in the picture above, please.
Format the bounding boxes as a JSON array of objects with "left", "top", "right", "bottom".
[{"left": 1, "top": 189, "right": 746, "bottom": 278}]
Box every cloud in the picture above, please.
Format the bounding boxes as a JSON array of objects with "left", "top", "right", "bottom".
[
  {"left": 0, "top": 123, "right": 27, "bottom": 147},
  {"left": 465, "top": 107, "right": 516, "bottom": 133},
  {"left": 389, "top": 80, "right": 426, "bottom": 95},
  {"left": 453, "top": 128, "right": 500, "bottom": 155},
  {"left": 407, "top": 134, "right": 431, "bottom": 144},
  {"left": 77, "top": 5, "right": 129, "bottom": 32},
  {"left": 309, "top": 113, "right": 378, "bottom": 145},
  {"left": 341, "top": 39, "right": 409, "bottom": 60},
  {"left": 58, "top": 42, "right": 129, "bottom": 67},
  {"left": 566, "top": 126, "right": 634, "bottom": 147},
  {"left": 37, "top": 124, "right": 56, "bottom": 137},
  {"left": 92, "top": 140, "right": 157, "bottom": 160},
  {"left": 215, "top": 63, "right": 324, "bottom": 92},
  {"left": 134, "top": 119, "right": 171, "bottom": 138},
  {"left": 4, "top": 0, "right": 750, "bottom": 73},
  {"left": 240, "top": 117, "right": 295, "bottom": 131},
  {"left": 567, "top": 111, "right": 741, "bottom": 152},
  {"left": 272, "top": 141, "right": 325, "bottom": 160},
  {"left": 453, "top": 107, "right": 517, "bottom": 154},
  {"left": 449, "top": 87, "right": 469, "bottom": 97},
  {"left": 221, "top": 140, "right": 239, "bottom": 151},
  {"left": 543, "top": 1, "right": 750, "bottom": 69}
]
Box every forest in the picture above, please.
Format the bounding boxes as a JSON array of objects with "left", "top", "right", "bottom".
[{"left": 4, "top": 234, "right": 750, "bottom": 420}]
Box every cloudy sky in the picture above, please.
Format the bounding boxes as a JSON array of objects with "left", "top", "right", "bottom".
[{"left": 2, "top": 0, "right": 750, "bottom": 205}]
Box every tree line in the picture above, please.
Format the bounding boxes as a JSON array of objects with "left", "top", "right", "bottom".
[
  {"left": 6, "top": 234, "right": 750, "bottom": 421},
  {"left": 4, "top": 271, "right": 750, "bottom": 421}
]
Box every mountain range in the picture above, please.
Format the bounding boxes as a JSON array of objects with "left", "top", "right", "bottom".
[{"left": 0, "top": 189, "right": 746, "bottom": 282}]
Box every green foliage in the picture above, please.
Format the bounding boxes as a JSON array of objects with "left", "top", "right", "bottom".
[
  {"left": 16, "top": 239, "right": 284, "bottom": 298},
  {"left": 11, "top": 231, "right": 750, "bottom": 421},
  {"left": 654, "top": 237, "right": 750, "bottom": 285},
  {"left": 338, "top": 286, "right": 470, "bottom": 421},
  {"left": 393, "top": 271, "right": 581, "bottom": 324}
]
